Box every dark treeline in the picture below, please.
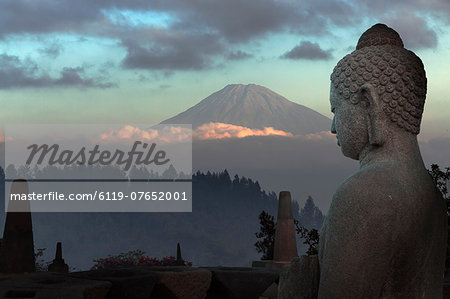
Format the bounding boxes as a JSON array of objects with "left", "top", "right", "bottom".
[
  {"left": 4, "top": 164, "right": 190, "bottom": 180},
  {"left": 0, "top": 167, "right": 323, "bottom": 270}
]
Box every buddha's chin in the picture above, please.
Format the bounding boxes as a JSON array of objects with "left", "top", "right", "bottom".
[{"left": 341, "top": 148, "right": 359, "bottom": 160}]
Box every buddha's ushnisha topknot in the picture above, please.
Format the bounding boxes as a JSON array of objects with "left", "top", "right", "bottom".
[{"left": 356, "top": 23, "right": 404, "bottom": 50}]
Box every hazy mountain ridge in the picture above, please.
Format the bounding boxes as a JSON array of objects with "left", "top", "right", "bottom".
[{"left": 161, "top": 84, "right": 331, "bottom": 135}]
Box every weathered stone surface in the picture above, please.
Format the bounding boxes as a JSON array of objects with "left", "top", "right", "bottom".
[
  {"left": 446, "top": 215, "right": 450, "bottom": 274},
  {"left": 444, "top": 272, "right": 450, "bottom": 298},
  {"left": 0, "top": 180, "right": 35, "bottom": 274},
  {"left": 151, "top": 267, "right": 211, "bottom": 299},
  {"left": 278, "top": 256, "right": 319, "bottom": 299},
  {"left": 252, "top": 260, "right": 269, "bottom": 268},
  {"left": 206, "top": 266, "right": 280, "bottom": 299},
  {"left": 48, "top": 242, "right": 69, "bottom": 273},
  {"left": 319, "top": 23, "right": 447, "bottom": 298},
  {"left": 0, "top": 272, "right": 111, "bottom": 299},
  {"left": 259, "top": 282, "right": 278, "bottom": 299},
  {"left": 264, "top": 261, "right": 291, "bottom": 270},
  {"left": 72, "top": 266, "right": 282, "bottom": 298},
  {"left": 255, "top": 261, "right": 291, "bottom": 270},
  {"left": 273, "top": 191, "right": 298, "bottom": 262},
  {"left": 0, "top": 265, "right": 448, "bottom": 298},
  {"left": 69, "top": 268, "right": 158, "bottom": 299}
]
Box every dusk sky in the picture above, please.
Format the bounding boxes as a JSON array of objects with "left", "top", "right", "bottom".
[{"left": 0, "top": 0, "right": 449, "bottom": 140}]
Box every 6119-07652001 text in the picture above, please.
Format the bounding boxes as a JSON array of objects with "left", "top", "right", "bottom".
[{"left": 9, "top": 191, "right": 189, "bottom": 202}]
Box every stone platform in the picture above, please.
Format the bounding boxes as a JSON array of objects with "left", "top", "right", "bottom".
[
  {"left": 0, "top": 266, "right": 281, "bottom": 299},
  {"left": 252, "top": 260, "right": 291, "bottom": 269}
]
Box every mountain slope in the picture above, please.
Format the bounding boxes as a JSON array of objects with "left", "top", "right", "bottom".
[{"left": 160, "top": 84, "right": 331, "bottom": 135}]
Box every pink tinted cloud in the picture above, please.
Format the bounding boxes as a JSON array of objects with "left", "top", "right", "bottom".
[
  {"left": 99, "top": 125, "right": 191, "bottom": 143},
  {"left": 194, "top": 122, "right": 293, "bottom": 140},
  {"left": 302, "top": 130, "right": 335, "bottom": 140},
  {"left": 100, "top": 125, "right": 159, "bottom": 141},
  {"left": 98, "top": 123, "right": 334, "bottom": 142}
]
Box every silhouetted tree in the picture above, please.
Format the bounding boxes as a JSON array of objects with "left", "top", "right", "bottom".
[
  {"left": 219, "top": 169, "right": 231, "bottom": 184},
  {"left": 427, "top": 164, "right": 450, "bottom": 274},
  {"left": 294, "top": 220, "right": 320, "bottom": 256},
  {"left": 129, "top": 165, "right": 150, "bottom": 180},
  {"left": 5, "top": 164, "right": 16, "bottom": 179},
  {"left": 428, "top": 164, "right": 450, "bottom": 214},
  {"left": 162, "top": 164, "right": 178, "bottom": 179},
  {"left": 298, "top": 196, "right": 324, "bottom": 230},
  {"left": 255, "top": 205, "right": 322, "bottom": 259},
  {"left": 35, "top": 248, "right": 50, "bottom": 272},
  {"left": 254, "top": 211, "right": 276, "bottom": 260}
]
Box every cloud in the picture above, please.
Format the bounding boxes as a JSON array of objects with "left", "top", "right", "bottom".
[
  {"left": 100, "top": 125, "right": 158, "bottom": 141},
  {"left": 55, "top": 67, "right": 116, "bottom": 88},
  {"left": 166, "top": 0, "right": 305, "bottom": 42},
  {"left": 38, "top": 42, "right": 63, "bottom": 58},
  {"left": 0, "top": 1, "right": 100, "bottom": 38},
  {"left": 0, "top": 1, "right": 360, "bottom": 42},
  {"left": 226, "top": 50, "right": 253, "bottom": 61},
  {"left": 120, "top": 29, "right": 224, "bottom": 70},
  {"left": 0, "top": 1, "right": 364, "bottom": 41},
  {"left": 100, "top": 123, "right": 294, "bottom": 142},
  {"left": 0, "top": 1, "right": 300, "bottom": 40},
  {"left": 98, "top": 123, "right": 336, "bottom": 142},
  {"left": 301, "top": 131, "right": 336, "bottom": 141},
  {"left": 355, "top": 0, "right": 450, "bottom": 24},
  {"left": 98, "top": 125, "right": 192, "bottom": 144},
  {"left": 0, "top": 0, "right": 360, "bottom": 73},
  {"left": 382, "top": 13, "right": 438, "bottom": 49},
  {"left": 0, "top": 0, "right": 446, "bottom": 76},
  {"left": 281, "top": 41, "right": 332, "bottom": 60},
  {"left": 194, "top": 122, "right": 293, "bottom": 140},
  {"left": 0, "top": 1, "right": 446, "bottom": 45},
  {"left": 0, "top": 54, "right": 116, "bottom": 89}
]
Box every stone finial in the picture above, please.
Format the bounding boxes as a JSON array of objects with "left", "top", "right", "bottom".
[
  {"left": 273, "top": 191, "right": 298, "bottom": 262},
  {"left": 48, "top": 242, "right": 69, "bottom": 273},
  {"left": 277, "top": 191, "right": 294, "bottom": 220},
  {"left": 175, "top": 243, "right": 185, "bottom": 266},
  {"left": 55, "top": 242, "right": 63, "bottom": 260},
  {"left": 0, "top": 180, "right": 36, "bottom": 273}
]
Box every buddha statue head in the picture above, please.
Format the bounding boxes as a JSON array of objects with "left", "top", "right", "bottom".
[{"left": 329, "top": 23, "right": 427, "bottom": 160}]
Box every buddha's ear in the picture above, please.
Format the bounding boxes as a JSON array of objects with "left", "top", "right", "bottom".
[{"left": 359, "top": 84, "right": 385, "bottom": 146}]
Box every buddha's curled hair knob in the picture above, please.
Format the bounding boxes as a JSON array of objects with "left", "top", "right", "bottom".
[{"left": 356, "top": 23, "right": 404, "bottom": 50}]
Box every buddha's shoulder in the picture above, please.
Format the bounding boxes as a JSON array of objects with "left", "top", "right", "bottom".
[
  {"left": 331, "top": 162, "right": 409, "bottom": 208},
  {"left": 339, "top": 162, "right": 398, "bottom": 189}
]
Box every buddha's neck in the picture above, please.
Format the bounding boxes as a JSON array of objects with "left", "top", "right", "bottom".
[{"left": 359, "top": 132, "right": 424, "bottom": 170}]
